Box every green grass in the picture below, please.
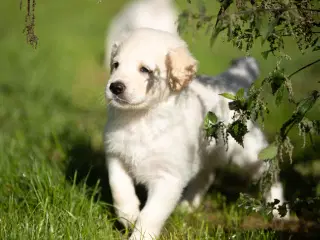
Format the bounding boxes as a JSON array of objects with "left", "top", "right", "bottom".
[{"left": 0, "top": 0, "right": 319, "bottom": 239}]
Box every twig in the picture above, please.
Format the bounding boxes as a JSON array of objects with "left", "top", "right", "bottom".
[
  {"left": 27, "top": 0, "right": 30, "bottom": 16},
  {"left": 216, "top": 6, "right": 320, "bottom": 22},
  {"left": 188, "top": 5, "right": 320, "bottom": 24},
  {"left": 288, "top": 58, "right": 320, "bottom": 79}
]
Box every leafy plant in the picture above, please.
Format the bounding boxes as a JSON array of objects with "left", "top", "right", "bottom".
[
  {"left": 236, "top": 193, "right": 288, "bottom": 221},
  {"left": 179, "top": 0, "right": 320, "bottom": 219}
]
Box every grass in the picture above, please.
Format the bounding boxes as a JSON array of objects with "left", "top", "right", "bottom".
[{"left": 0, "top": 0, "right": 319, "bottom": 239}]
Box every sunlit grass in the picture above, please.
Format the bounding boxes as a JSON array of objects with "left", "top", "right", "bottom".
[{"left": 0, "top": 0, "right": 319, "bottom": 239}]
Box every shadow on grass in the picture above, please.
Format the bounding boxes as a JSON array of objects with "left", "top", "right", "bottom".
[
  {"left": 280, "top": 139, "right": 320, "bottom": 203},
  {"left": 61, "top": 129, "right": 147, "bottom": 232}
]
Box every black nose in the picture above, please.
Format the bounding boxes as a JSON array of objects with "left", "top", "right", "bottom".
[{"left": 109, "top": 81, "right": 126, "bottom": 95}]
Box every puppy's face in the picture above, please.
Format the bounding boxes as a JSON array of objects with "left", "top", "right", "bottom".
[{"left": 106, "top": 28, "right": 197, "bottom": 110}]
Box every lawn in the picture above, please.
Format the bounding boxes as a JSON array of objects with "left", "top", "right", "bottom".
[{"left": 0, "top": 0, "right": 319, "bottom": 239}]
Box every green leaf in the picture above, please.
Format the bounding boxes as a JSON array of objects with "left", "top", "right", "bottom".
[
  {"left": 258, "top": 144, "right": 278, "bottom": 160},
  {"left": 275, "top": 85, "right": 285, "bottom": 106},
  {"left": 219, "top": 0, "right": 234, "bottom": 12},
  {"left": 295, "top": 90, "right": 320, "bottom": 117},
  {"left": 206, "top": 124, "right": 221, "bottom": 139},
  {"left": 205, "top": 22, "right": 214, "bottom": 35},
  {"left": 227, "top": 120, "right": 248, "bottom": 147},
  {"left": 312, "top": 120, "right": 320, "bottom": 135},
  {"left": 270, "top": 71, "right": 286, "bottom": 95},
  {"left": 219, "top": 92, "right": 236, "bottom": 100},
  {"left": 197, "top": 0, "right": 206, "bottom": 16},
  {"left": 311, "top": 37, "right": 319, "bottom": 47},
  {"left": 261, "top": 16, "right": 278, "bottom": 46},
  {"left": 261, "top": 50, "right": 271, "bottom": 60},
  {"left": 236, "top": 88, "right": 245, "bottom": 99},
  {"left": 205, "top": 111, "right": 218, "bottom": 125},
  {"left": 203, "top": 112, "right": 224, "bottom": 140},
  {"left": 313, "top": 45, "right": 320, "bottom": 52},
  {"left": 228, "top": 100, "right": 247, "bottom": 111},
  {"left": 210, "top": 24, "right": 227, "bottom": 46},
  {"left": 177, "top": 10, "right": 189, "bottom": 34},
  {"left": 228, "top": 100, "right": 240, "bottom": 111}
]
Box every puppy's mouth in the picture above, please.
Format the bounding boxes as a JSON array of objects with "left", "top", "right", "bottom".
[
  {"left": 109, "top": 95, "right": 146, "bottom": 109},
  {"left": 113, "top": 95, "right": 131, "bottom": 105}
]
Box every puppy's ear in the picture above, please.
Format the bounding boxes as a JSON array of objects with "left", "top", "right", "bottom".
[
  {"left": 109, "top": 42, "right": 120, "bottom": 70},
  {"left": 165, "top": 47, "right": 198, "bottom": 91}
]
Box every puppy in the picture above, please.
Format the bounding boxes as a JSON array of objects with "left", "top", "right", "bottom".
[
  {"left": 104, "top": 28, "right": 287, "bottom": 240},
  {"left": 105, "top": 0, "right": 178, "bottom": 69}
]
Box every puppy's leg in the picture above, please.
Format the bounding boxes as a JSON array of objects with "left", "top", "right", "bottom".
[
  {"left": 264, "top": 180, "right": 288, "bottom": 219},
  {"left": 107, "top": 156, "right": 140, "bottom": 228},
  {"left": 129, "top": 176, "right": 184, "bottom": 240},
  {"left": 179, "top": 170, "right": 215, "bottom": 212}
]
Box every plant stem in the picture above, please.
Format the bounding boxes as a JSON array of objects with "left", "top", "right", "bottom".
[{"left": 288, "top": 58, "right": 320, "bottom": 79}]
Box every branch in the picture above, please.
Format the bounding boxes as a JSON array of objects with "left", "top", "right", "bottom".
[
  {"left": 288, "top": 58, "right": 320, "bottom": 79},
  {"left": 215, "top": 6, "right": 320, "bottom": 22},
  {"left": 304, "top": 9, "right": 320, "bottom": 12}
]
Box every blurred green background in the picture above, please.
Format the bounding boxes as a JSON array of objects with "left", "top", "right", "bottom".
[{"left": 0, "top": 0, "right": 319, "bottom": 239}]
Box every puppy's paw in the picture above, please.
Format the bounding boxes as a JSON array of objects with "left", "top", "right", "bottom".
[
  {"left": 116, "top": 203, "right": 140, "bottom": 228},
  {"left": 265, "top": 182, "right": 290, "bottom": 220},
  {"left": 178, "top": 200, "right": 200, "bottom": 214},
  {"left": 272, "top": 207, "right": 290, "bottom": 220},
  {"left": 129, "top": 229, "right": 156, "bottom": 240}
]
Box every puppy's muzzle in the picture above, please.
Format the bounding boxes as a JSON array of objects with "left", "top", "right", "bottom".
[{"left": 110, "top": 81, "right": 126, "bottom": 95}]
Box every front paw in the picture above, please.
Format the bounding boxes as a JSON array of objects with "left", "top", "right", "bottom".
[
  {"left": 272, "top": 206, "right": 290, "bottom": 220},
  {"left": 129, "top": 230, "right": 154, "bottom": 240},
  {"left": 178, "top": 200, "right": 195, "bottom": 213},
  {"left": 116, "top": 203, "right": 140, "bottom": 228}
]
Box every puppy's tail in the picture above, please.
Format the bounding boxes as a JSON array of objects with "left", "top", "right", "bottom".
[
  {"left": 197, "top": 57, "right": 260, "bottom": 93},
  {"left": 207, "top": 57, "right": 260, "bottom": 92},
  {"left": 225, "top": 57, "right": 260, "bottom": 89},
  {"left": 105, "top": 0, "right": 178, "bottom": 69},
  {"left": 230, "top": 57, "right": 260, "bottom": 82}
]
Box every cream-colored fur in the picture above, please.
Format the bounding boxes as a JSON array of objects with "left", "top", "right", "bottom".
[{"left": 104, "top": 28, "right": 287, "bottom": 240}]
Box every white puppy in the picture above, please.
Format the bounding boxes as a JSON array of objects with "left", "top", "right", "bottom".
[
  {"left": 104, "top": 28, "right": 286, "bottom": 240},
  {"left": 105, "top": 0, "right": 178, "bottom": 69}
]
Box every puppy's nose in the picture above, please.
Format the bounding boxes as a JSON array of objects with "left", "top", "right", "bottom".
[{"left": 109, "top": 81, "right": 126, "bottom": 95}]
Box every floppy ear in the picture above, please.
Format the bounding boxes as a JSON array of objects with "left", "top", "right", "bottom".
[{"left": 165, "top": 47, "right": 198, "bottom": 91}]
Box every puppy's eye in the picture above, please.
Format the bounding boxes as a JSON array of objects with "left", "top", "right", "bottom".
[
  {"left": 111, "top": 62, "right": 119, "bottom": 71},
  {"left": 140, "top": 66, "right": 152, "bottom": 74}
]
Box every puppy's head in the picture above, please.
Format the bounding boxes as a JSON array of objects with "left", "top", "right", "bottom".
[{"left": 106, "top": 28, "right": 197, "bottom": 110}]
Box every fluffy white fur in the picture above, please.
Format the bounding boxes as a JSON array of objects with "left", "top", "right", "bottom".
[
  {"left": 104, "top": 28, "right": 287, "bottom": 240},
  {"left": 105, "top": 0, "right": 178, "bottom": 69}
]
